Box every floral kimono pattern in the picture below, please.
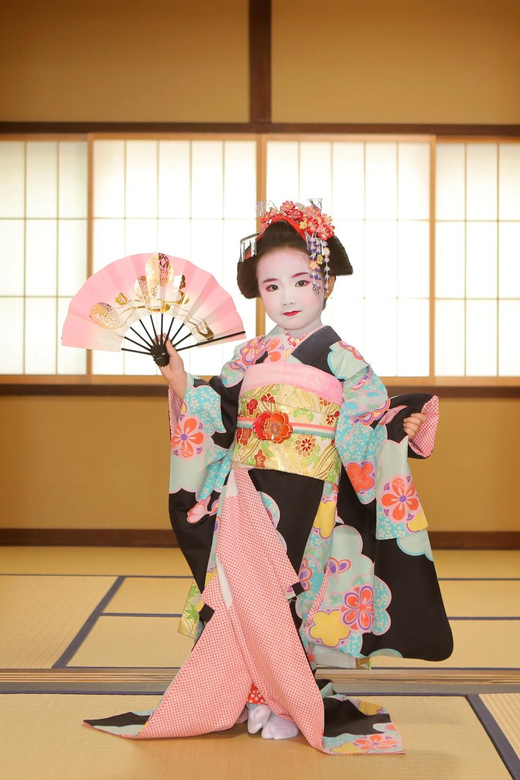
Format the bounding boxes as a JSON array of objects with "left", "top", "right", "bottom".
[{"left": 85, "top": 325, "right": 452, "bottom": 755}]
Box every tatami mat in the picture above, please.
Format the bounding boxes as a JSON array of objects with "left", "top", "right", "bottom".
[
  {"left": 0, "top": 575, "right": 115, "bottom": 668},
  {"left": 106, "top": 577, "right": 192, "bottom": 614},
  {"left": 439, "top": 580, "right": 520, "bottom": 617},
  {"left": 69, "top": 616, "right": 194, "bottom": 668},
  {"left": 434, "top": 550, "right": 520, "bottom": 580},
  {"left": 2, "top": 547, "right": 519, "bottom": 580},
  {"left": 0, "top": 694, "right": 511, "bottom": 780},
  {"left": 373, "top": 620, "right": 520, "bottom": 669},
  {"left": 0, "top": 547, "right": 190, "bottom": 576},
  {"left": 481, "top": 693, "right": 520, "bottom": 758}
]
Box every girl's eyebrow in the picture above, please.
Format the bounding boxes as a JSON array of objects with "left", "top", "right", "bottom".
[{"left": 261, "top": 272, "right": 309, "bottom": 283}]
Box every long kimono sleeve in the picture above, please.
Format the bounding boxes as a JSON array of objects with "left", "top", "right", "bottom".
[
  {"left": 328, "top": 342, "right": 429, "bottom": 541},
  {"left": 167, "top": 340, "right": 248, "bottom": 592}
]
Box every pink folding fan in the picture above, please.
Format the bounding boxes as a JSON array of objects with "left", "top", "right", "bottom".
[{"left": 62, "top": 252, "right": 245, "bottom": 366}]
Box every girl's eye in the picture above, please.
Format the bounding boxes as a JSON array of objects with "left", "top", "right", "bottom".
[
  {"left": 296, "top": 279, "right": 310, "bottom": 287},
  {"left": 265, "top": 284, "right": 278, "bottom": 292}
]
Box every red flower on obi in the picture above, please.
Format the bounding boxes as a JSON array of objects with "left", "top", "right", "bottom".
[
  {"left": 246, "top": 398, "right": 259, "bottom": 415},
  {"left": 254, "top": 449, "right": 267, "bottom": 468},
  {"left": 342, "top": 585, "right": 374, "bottom": 632},
  {"left": 260, "top": 392, "right": 275, "bottom": 403},
  {"left": 252, "top": 411, "right": 293, "bottom": 443},
  {"left": 171, "top": 416, "right": 204, "bottom": 459},
  {"left": 381, "top": 475, "right": 420, "bottom": 523},
  {"left": 346, "top": 461, "right": 375, "bottom": 493},
  {"left": 241, "top": 428, "right": 252, "bottom": 445}
]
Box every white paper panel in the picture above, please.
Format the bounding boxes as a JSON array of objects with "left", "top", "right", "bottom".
[
  {"left": 92, "top": 349, "right": 124, "bottom": 374},
  {"left": 224, "top": 142, "right": 256, "bottom": 219},
  {"left": 158, "top": 141, "right": 191, "bottom": 218},
  {"left": 436, "top": 144, "right": 465, "bottom": 220},
  {"left": 334, "top": 219, "right": 364, "bottom": 298},
  {"left": 0, "top": 142, "right": 25, "bottom": 218},
  {"left": 364, "top": 221, "right": 397, "bottom": 297},
  {"left": 123, "top": 345, "right": 157, "bottom": 376},
  {"left": 190, "top": 219, "right": 223, "bottom": 276},
  {"left": 466, "top": 222, "right": 497, "bottom": 298},
  {"left": 332, "top": 143, "right": 364, "bottom": 219},
  {"left": 191, "top": 142, "right": 223, "bottom": 219},
  {"left": 0, "top": 220, "right": 24, "bottom": 295},
  {"left": 498, "top": 222, "right": 520, "bottom": 298},
  {"left": 0, "top": 297, "right": 24, "bottom": 373},
  {"left": 234, "top": 296, "right": 256, "bottom": 340},
  {"left": 466, "top": 144, "right": 498, "bottom": 220},
  {"left": 25, "top": 220, "right": 57, "bottom": 296},
  {"left": 188, "top": 343, "right": 225, "bottom": 377},
  {"left": 398, "top": 221, "right": 429, "bottom": 298},
  {"left": 435, "top": 222, "right": 465, "bottom": 298},
  {"left": 397, "top": 299, "right": 429, "bottom": 376},
  {"left": 466, "top": 144, "right": 497, "bottom": 220},
  {"left": 26, "top": 142, "right": 58, "bottom": 218},
  {"left": 266, "top": 142, "right": 299, "bottom": 205},
  {"left": 25, "top": 297, "right": 56, "bottom": 374},
  {"left": 466, "top": 300, "right": 497, "bottom": 376},
  {"left": 398, "top": 143, "right": 430, "bottom": 220},
  {"left": 299, "top": 143, "right": 332, "bottom": 207},
  {"left": 93, "top": 219, "right": 125, "bottom": 272},
  {"left": 499, "top": 301, "right": 520, "bottom": 375},
  {"left": 58, "top": 220, "right": 87, "bottom": 296},
  {"left": 125, "top": 219, "right": 158, "bottom": 256},
  {"left": 365, "top": 298, "right": 397, "bottom": 375},
  {"left": 157, "top": 219, "right": 191, "bottom": 259},
  {"left": 58, "top": 142, "right": 88, "bottom": 218},
  {"left": 57, "top": 297, "right": 86, "bottom": 374},
  {"left": 499, "top": 144, "right": 520, "bottom": 220},
  {"left": 93, "top": 141, "right": 125, "bottom": 218},
  {"left": 125, "top": 141, "right": 158, "bottom": 219},
  {"left": 322, "top": 296, "right": 365, "bottom": 355},
  {"left": 365, "top": 144, "right": 397, "bottom": 220},
  {"left": 435, "top": 300, "right": 465, "bottom": 375},
  {"left": 223, "top": 219, "right": 255, "bottom": 296}
]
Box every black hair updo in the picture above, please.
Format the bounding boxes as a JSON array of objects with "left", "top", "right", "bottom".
[{"left": 236, "top": 220, "right": 353, "bottom": 299}]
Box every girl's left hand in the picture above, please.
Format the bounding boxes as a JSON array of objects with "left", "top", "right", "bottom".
[{"left": 404, "top": 412, "right": 427, "bottom": 440}]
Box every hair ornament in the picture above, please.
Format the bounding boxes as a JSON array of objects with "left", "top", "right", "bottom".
[{"left": 239, "top": 199, "right": 335, "bottom": 293}]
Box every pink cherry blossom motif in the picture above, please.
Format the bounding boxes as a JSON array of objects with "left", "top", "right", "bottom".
[
  {"left": 341, "top": 585, "right": 375, "bottom": 632},
  {"left": 352, "top": 734, "right": 399, "bottom": 752},
  {"left": 187, "top": 497, "right": 210, "bottom": 524},
  {"left": 381, "top": 475, "right": 420, "bottom": 523},
  {"left": 171, "top": 415, "right": 204, "bottom": 459}
]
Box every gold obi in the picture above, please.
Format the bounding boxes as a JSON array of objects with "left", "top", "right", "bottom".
[{"left": 232, "top": 383, "right": 342, "bottom": 484}]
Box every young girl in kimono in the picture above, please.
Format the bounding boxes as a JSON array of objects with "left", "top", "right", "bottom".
[{"left": 85, "top": 201, "right": 452, "bottom": 755}]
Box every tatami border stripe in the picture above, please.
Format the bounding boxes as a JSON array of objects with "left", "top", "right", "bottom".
[
  {"left": 101, "top": 613, "right": 183, "bottom": 618},
  {"left": 3, "top": 573, "right": 520, "bottom": 581},
  {"left": 467, "top": 694, "right": 520, "bottom": 780},
  {"left": 52, "top": 577, "right": 126, "bottom": 669}
]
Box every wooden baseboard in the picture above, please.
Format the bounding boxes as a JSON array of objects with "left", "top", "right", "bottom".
[{"left": 1, "top": 529, "right": 520, "bottom": 549}]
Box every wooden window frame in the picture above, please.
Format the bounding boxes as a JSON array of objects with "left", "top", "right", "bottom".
[{"left": 1, "top": 131, "right": 520, "bottom": 391}]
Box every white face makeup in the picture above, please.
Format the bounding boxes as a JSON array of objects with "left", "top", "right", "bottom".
[{"left": 257, "top": 249, "right": 326, "bottom": 337}]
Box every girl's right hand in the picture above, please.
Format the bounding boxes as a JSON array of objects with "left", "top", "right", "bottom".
[{"left": 159, "top": 337, "right": 187, "bottom": 400}]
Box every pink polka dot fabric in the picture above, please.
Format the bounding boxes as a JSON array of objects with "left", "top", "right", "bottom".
[{"left": 409, "top": 395, "right": 439, "bottom": 458}]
